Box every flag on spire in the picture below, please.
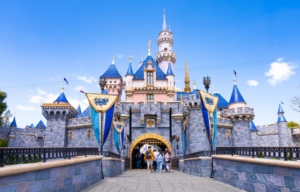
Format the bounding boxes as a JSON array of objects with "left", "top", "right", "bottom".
[
  {"left": 233, "top": 70, "right": 237, "bottom": 77},
  {"left": 80, "top": 90, "right": 85, "bottom": 94},
  {"left": 64, "top": 78, "right": 69, "bottom": 85}
]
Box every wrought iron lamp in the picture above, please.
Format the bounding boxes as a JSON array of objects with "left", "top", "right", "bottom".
[
  {"left": 99, "top": 77, "right": 107, "bottom": 93},
  {"left": 203, "top": 76, "right": 211, "bottom": 93}
]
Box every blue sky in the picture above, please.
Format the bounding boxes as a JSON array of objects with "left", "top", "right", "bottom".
[{"left": 0, "top": 0, "right": 299, "bottom": 127}]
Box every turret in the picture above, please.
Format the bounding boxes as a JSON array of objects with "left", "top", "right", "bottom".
[
  {"left": 155, "top": 10, "right": 176, "bottom": 74},
  {"left": 166, "top": 57, "right": 175, "bottom": 101},
  {"left": 9, "top": 116, "right": 17, "bottom": 136},
  {"left": 125, "top": 56, "right": 134, "bottom": 101},
  {"left": 277, "top": 103, "right": 289, "bottom": 146},
  {"left": 77, "top": 104, "right": 82, "bottom": 114},
  {"left": 228, "top": 80, "right": 246, "bottom": 110},
  {"left": 42, "top": 88, "right": 78, "bottom": 147}
]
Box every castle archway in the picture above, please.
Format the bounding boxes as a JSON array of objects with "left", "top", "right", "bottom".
[{"left": 129, "top": 133, "right": 172, "bottom": 169}]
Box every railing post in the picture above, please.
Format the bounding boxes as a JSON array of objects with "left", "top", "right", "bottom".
[
  {"left": 68, "top": 148, "right": 71, "bottom": 159},
  {"left": 43, "top": 148, "right": 46, "bottom": 163},
  {"left": 0, "top": 149, "right": 3, "bottom": 167},
  {"left": 231, "top": 148, "right": 234, "bottom": 156},
  {"left": 252, "top": 148, "right": 255, "bottom": 158},
  {"left": 85, "top": 147, "right": 87, "bottom": 157},
  {"left": 284, "top": 148, "right": 287, "bottom": 161}
]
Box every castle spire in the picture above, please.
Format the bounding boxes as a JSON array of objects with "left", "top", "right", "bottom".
[
  {"left": 162, "top": 9, "right": 168, "bottom": 31},
  {"left": 166, "top": 56, "right": 174, "bottom": 76},
  {"left": 184, "top": 59, "right": 191, "bottom": 93},
  {"left": 112, "top": 54, "right": 115, "bottom": 65},
  {"left": 126, "top": 55, "right": 134, "bottom": 76},
  {"left": 148, "top": 39, "right": 151, "bottom": 56},
  {"left": 193, "top": 80, "right": 196, "bottom": 90},
  {"left": 277, "top": 103, "right": 287, "bottom": 122}
]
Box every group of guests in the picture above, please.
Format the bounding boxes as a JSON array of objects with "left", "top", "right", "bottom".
[{"left": 136, "top": 147, "right": 172, "bottom": 173}]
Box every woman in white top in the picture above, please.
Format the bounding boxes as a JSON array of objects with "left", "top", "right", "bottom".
[{"left": 156, "top": 148, "right": 164, "bottom": 173}]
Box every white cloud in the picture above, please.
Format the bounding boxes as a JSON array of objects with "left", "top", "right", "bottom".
[
  {"left": 77, "top": 76, "right": 96, "bottom": 83},
  {"left": 247, "top": 80, "right": 258, "bottom": 87},
  {"left": 49, "top": 76, "right": 59, "bottom": 81},
  {"left": 115, "top": 54, "right": 123, "bottom": 58},
  {"left": 67, "top": 98, "right": 88, "bottom": 110},
  {"left": 30, "top": 88, "right": 59, "bottom": 103},
  {"left": 74, "top": 86, "right": 87, "bottom": 92},
  {"left": 16, "top": 105, "right": 35, "bottom": 111},
  {"left": 265, "top": 58, "right": 297, "bottom": 85}
]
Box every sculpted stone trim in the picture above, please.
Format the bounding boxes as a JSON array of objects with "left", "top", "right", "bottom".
[
  {"left": 211, "top": 123, "right": 233, "bottom": 129},
  {"left": 183, "top": 157, "right": 212, "bottom": 161},
  {"left": 212, "top": 155, "right": 300, "bottom": 169},
  {"left": 9, "top": 135, "right": 16, "bottom": 139},
  {"left": 0, "top": 156, "right": 103, "bottom": 177},
  {"left": 257, "top": 132, "right": 279, "bottom": 136},
  {"left": 102, "top": 157, "right": 122, "bottom": 162},
  {"left": 15, "top": 133, "right": 39, "bottom": 140},
  {"left": 67, "top": 123, "right": 93, "bottom": 129}
]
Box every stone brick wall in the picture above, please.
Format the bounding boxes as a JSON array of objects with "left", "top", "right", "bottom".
[
  {"left": 214, "top": 157, "right": 300, "bottom": 192},
  {"left": 232, "top": 119, "right": 252, "bottom": 147},
  {"left": 214, "top": 128, "right": 233, "bottom": 148},
  {"left": 102, "top": 158, "right": 122, "bottom": 177},
  {"left": 67, "top": 127, "right": 98, "bottom": 147},
  {"left": 183, "top": 158, "right": 212, "bottom": 177},
  {"left": 8, "top": 135, "right": 44, "bottom": 148},
  {"left": 0, "top": 159, "right": 102, "bottom": 192},
  {"left": 278, "top": 121, "right": 290, "bottom": 146},
  {"left": 0, "top": 126, "right": 10, "bottom": 140}
]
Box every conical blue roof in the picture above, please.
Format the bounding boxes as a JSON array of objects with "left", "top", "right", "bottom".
[
  {"left": 10, "top": 117, "right": 17, "bottom": 127},
  {"left": 278, "top": 116, "right": 287, "bottom": 122},
  {"left": 103, "top": 89, "right": 108, "bottom": 94},
  {"left": 30, "top": 124, "right": 34, "bottom": 128},
  {"left": 101, "top": 64, "right": 122, "bottom": 78},
  {"left": 229, "top": 85, "right": 246, "bottom": 104},
  {"left": 36, "top": 120, "right": 46, "bottom": 128},
  {"left": 133, "top": 56, "right": 167, "bottom": 80},
  {"left": 78, "top": 107, "right": 90, "bottom": 118},
  {"left": 214, "top": 93, "right": 229, "bottom": 108},
  {"left": 77, "top": 105, "right": 82, "bottom": 114},
  {"left": 278, "top": 104, "right": 284, "bottom": 113},
  {"left": 166, "top": 62, "right": 174, "bottom": 76},
  {"left": 54, "top": 92, "right": 69, "bottom": 103},
  {"left": 126, "top": 62, "right": 134, "bottom": 76},
  {"left": 250, "top": 121, "right": 258, "bottom": 131},
  {"left": 191, "top": 89, "right": 199, "bottom": 98}
]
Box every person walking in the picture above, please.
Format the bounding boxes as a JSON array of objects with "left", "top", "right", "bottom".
[
  {"left": 156, "top": 148, "right": 164, "bottom": 173},
  {"left": 136, "top": 153, "right": 141, "bottom": 169},
  {"left": 141, "top": 153, "right": 145, "bottom": 169},
  {"left": 165, "top": 151, "right": 172, "bottom": 173},
  {"left": 144, "top": 146, "right": 155, "bottom": 173},
  {"left": 164, "top": 148, "right": 169, "bottom": 172},
  {"left": 153, "top": 148, "right": 159, "bottom": 172}
]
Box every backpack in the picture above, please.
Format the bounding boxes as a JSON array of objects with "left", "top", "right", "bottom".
[{"left": 146, "top": 150, "right": 152, "bottom": 159}]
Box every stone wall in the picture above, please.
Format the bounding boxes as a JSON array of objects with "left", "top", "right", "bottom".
[
  {"left": 67, "top": 127, "right": 98, "bottom": 148},
  {"left": 0, "top": 158, "right": 102, "bottom": 192},
  {"left": 0, "top": 126, "right": 10, "bottom": 140},
  {"left": 102, "top": 158, "right": 122, "bottom": 177},
  {"left": 214, "top": 156, "right": 300, "bottom": 192},
  {"left": 8, "top": 134, "right": 44, "bottom": 148},
  {"left": 183, "top": 158, "right": 212, "bottom": 177}
]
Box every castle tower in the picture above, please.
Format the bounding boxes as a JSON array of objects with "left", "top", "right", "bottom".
[
  {"left": 155, "top": 10, "right": 176, "bottom": 74},
  {"left": 166, "top": 56, "right": 175, "bottom": 101},
  {"left": 42, "top": 88, "right": 78, "bottom": 147},
  {"left": 100, "top": 55, "right": 123, "bottom": 102},
  {"left": 277, "top": 104, "right": 289, "bottom": 146},
  {"left": 227, "top": 80, "right": 252, "bottom": 147},
  {"left": 125, "top": 56, "right": 134, "bottom": 101},
  {"left": 77, "top": 104, "right": 82, "bottom": 114},
  {"left": 184, "top": 60, "right": 191, "bottom": 93},
  {"left": 250, "top": 121, "right": 259, "bottom": 147}
]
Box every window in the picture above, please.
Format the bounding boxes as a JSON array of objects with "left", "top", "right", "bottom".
[
  {"left": 147, "top": 72, "right": 153, "bottom": 85},
  {"left": 147, "top": 94, "right": 153, "bottom": 102}
]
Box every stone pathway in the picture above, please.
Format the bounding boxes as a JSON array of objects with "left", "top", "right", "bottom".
[{"left": 82, "top": 170, "right": 244, "bottom": 192}]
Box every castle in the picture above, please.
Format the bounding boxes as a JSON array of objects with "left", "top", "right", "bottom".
[{"left": 0, "top": 12, "right": 298, "bottom": 168}]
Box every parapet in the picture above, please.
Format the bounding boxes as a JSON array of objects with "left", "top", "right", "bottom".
[{"left": 222, "top": 107, "right": 254, "bottom": 122}]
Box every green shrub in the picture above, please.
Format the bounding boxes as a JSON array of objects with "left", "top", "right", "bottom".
[{"left": 0, "top": 140, "right": 8, "bottom": 147}]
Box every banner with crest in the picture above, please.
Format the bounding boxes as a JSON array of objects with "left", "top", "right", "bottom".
[
  {"left": 197, "top": 90, "right": 219, "bottom": 146},
  {"left": 112, "top": 121, "right": 125, "bottom": 153},
  {"left": 86, "top": 93, "right": 118, "bottom": 147}
]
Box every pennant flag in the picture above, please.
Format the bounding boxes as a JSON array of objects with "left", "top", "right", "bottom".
[
  {"left": 86, "top": 93, "right": 118, "bottom": 147},
  {"left": 233, "top": 70, "right": 237, "bottom": 77},
  {"left": 198, "top": 90, "right": 219, "bottom": 146},
  {"left": 64, "top": 78, "right": 69, "bottom": 85},
  {"left": 113, "top": 121, "right": 125, "bottom": 153},
  {"left": 80, "top": 90, "right": 85, "bottom": 94},
  {"left": 281, "top": 101, "right": 284, "bottom": 104},
  {"left": 182, "top": 118, "right": 188, "bottom": 155}
]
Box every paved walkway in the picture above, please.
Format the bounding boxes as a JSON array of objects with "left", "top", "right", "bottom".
[{"left": 82, "top": 170, "right": 244, "bottom": 192}]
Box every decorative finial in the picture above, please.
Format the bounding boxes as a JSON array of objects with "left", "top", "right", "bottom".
[
  {"left": 215, "top": 86, "right": 219, "bottom": 93},
  {"left": 62, "top": 79, "right": 64, "bottom": 93},
  {"left": 120, "top": 68, "right": 122, "bottom": 77},
  {"left": 169, "top": 24, "right": 171, "bottom": 32},
  {"left": 141, "top": 52, "right": 143, "bottom": 62},
  {"left": 112, "top": 54, "right": 115, "bottom": 64},
  {"left": 129, "top": 54, "right": 132, "bottom": 62},
  {"left": 162, "top": 9, "right": 168, "bottom": 31},
  {"left": 148, "top": 39, "right": 151, "bottom": 56},
  {"left": 168, "top": 56, "right": 171, "bottom": 61},
  {"left": 193, "top": 80, "right": 196, "bottom": 90},
  {"left": 234, "top": 80, "right": 236, "bottom": 85}
]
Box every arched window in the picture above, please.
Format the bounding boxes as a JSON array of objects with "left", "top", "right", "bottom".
[{"left": 164, "top": 48, "right": 168, "bottom": 52}]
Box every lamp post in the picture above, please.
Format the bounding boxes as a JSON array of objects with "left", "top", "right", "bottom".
[
  {"left": 203, "top": 76, "right": 211, "bottom": 93},
  {"left": 99, "top": 77, "right": 107, "bottom": 179},
  {"left": 203, "top": 76, "right": 214, "bottom": 178}
]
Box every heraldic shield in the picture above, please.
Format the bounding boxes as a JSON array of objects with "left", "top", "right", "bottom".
[
  {"left": 86, "top": 93, "right": 118, "bottom": 147},
  {"left": 197, "top": 90, "right": 219, "bottom": 146}
]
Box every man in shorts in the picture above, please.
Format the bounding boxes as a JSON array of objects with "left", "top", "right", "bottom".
[{"left": 144, "top": 146, "right": 155, "bottom": 173}]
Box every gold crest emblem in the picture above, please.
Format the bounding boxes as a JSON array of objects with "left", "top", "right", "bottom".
[{"left": 147, "top": 120, "right": 155, "bottom": 127}]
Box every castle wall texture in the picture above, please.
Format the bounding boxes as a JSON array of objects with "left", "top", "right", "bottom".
[
  {"left": 8, "top": 135, "right": 43, "bottom": 148},
  {"left": 0, "top": 159, "right": 102, "bottom": 192},
  {"left": 232, "top": 119, "right": 252, "bottom": 147},
  {"left": 67, "top": 127, "right": 98, "bottom": 148},
  {"left": 214, "top": 158, "right": 300, "bottom": 192},
  {"left": 278, "top": 121, "right": 290, "bottom": 146},
  {"left": 183, "top": 158, "right": 212, "bottom": 177},
  {"left": 0, "top": 126, "right": 10, "bottom": 140},
  {"left": 214, "top": 128, "right": 233, "bottom": 148},
  {"left": 102, "top": 158, "right": 122, "bottom": 177}
]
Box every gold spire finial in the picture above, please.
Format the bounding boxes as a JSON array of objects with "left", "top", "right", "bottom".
[
  {"left": 168, "top": 56, "right": 171, "bottom": 61},
  {"left": 129, "top": 54, "right": 132, "bottom": 62},
  {"left": 141, "top": 52, "right": 143, "bottom": 62},
  {"left": 164, "top": 8, "right": 165, "bottom": 19},
  {"left": 193, "top": 80, "right": 196, "bottom": 90},
  {"left": 148, "top": 39, "right": 151, "bottom": 56},
  {"left": 234, "top": 80, "right": 236, "bottom": 85},
  {"left": 112, "top": 54, "right": 115, "bottom": 64},
  {"left": 62, "top": 79, "right": 65, "bottom": 93},
  {"left": 184, "top": 59, "right": 191, "bottom": 93}
]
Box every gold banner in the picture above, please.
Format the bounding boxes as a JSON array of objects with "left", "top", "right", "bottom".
[
  {"left": 86, "top": 93, "right": 118, "bottom": 113},
  {"left": 198, "top": 90, "right": 219, "bottom": 113},
  {"left": 112, "top": 121, "right": 125, "bottom": 134}
]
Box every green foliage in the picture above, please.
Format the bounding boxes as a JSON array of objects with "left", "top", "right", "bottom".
[
  {"left": 4, "top": 154, "right": 42, "bottom": 165},
  {"left": 0, "top": 92, "right": 7, "bottom": 126},
  {"left": 288, "top": 121, "right": 300, "bottom": 128},
  {"left": 2, "top": 110, "right": 12, "bottom": 126},
  {"left": 0, "top": 140, "right": 8, "bottom": 147}
]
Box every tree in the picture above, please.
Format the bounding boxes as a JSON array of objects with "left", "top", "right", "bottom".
[
  {"left": 287, "top": 121, "right": 300, "bottom": 128},
  {"left": 291, "top": 96, "right": 300, "bottom": 112},
  {"left": 0, "top": 92, "right": 7, "bottom": 126},
  {"left": 2, "top": 110, "right": 12, "bottom": 126}
]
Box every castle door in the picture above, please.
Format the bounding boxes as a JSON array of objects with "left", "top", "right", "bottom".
[{"left": 129, "top": 133, "right": 172, "bottom": 169}]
